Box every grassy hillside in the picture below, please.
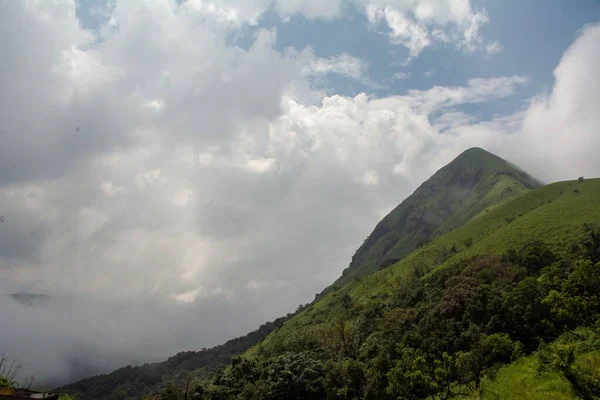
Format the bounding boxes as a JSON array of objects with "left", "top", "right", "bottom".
[
  {"left": 190, "top": 178, "right": 600, "bottom": 400},
  {"left": 331, "top": 147, "right": 541, "bottom": 290},
  {"left": 257, "top": 178, "right": 600, "bottom": 350},
  {"left": 476, "top": 325, "right": 600, "bottom": 400}
]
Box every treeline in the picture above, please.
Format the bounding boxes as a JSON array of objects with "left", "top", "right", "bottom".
[
  {"left": 59, "top": 313, "right": 295, "bottom": 399},
  {"left": 155, "top": 224, "right": 600, "bottom": 400}
]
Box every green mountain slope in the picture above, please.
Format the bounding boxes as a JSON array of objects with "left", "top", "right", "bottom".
[
  {"left": 255, "top": 178, "right": 600, "bottom": 352},
  {"left": 211, "top": 178, "right": 599, "bottom": 400},
  {"left": 331, "top": 147, "right": 541, "bottom": 289}
]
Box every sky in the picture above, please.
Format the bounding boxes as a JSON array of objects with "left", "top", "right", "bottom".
[{"left": 1, "top": 0, "right": 600, "bottom": 385}]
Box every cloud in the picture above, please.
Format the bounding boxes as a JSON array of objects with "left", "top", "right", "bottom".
[
  {"left": 365, "top": 0, "right": 494, "bottom": 62},
  {"left": 392, "top": 71, "right": 412, "bottom": 80},
  {"left": 275, "top": 0, "right": 344, "bottom": 20},
  {"left": 485, "top": 40, "right": 504, "bottom": 55},
  {"left": 0, "top": 0, "right": 599, "bottom": 387},
  {"left": 508, "top": 23, "right": 600, "bottom": 182},
  {"left": 305, "top": 53, "right": 369, "bottom": 80},
  {"left": 367, "top": 5, "right": 431, "bottom": 60}
]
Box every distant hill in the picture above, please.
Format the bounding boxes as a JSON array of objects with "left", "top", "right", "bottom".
[
  {"left": 56, "top": 313, "right": 296, "bottom": 399},
  {"left": 8, "top": 293, "right": 51, "bottom": 306},
  {"left": 329, "top": 147, "right": 541, "bottom": 290}
]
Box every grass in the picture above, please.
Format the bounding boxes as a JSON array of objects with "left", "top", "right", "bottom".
[
  {"left": 475, "top": 325, "right": 600, "bottom": 400},
  {"left": 475, "top": 355, "right": 573, "bottom": 400},
  {"left": 250, "top": 178, "right": 600, "bottom": 355}
]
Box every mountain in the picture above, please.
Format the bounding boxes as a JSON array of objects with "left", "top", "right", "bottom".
[
  {"left": 58, "top": 151, "right": 600, "bottom": 400},
  {"left": 330, "top": 147, "right": 541, "bottom": 290},
  {"left": 228, "top": 178, "right": 599, "bottom": 400},
  {"left": 253, "top": 178, "right": 600, "bottom": 353},
  {"left": 8, "top": 293, "right": 51, "bottom": 306}
]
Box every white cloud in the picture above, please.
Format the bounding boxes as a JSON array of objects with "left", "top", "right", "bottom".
[
  {"left": 275, "top": 0, "right": 343, "bottom": 20},
  {"left": 508, "top": 23, "right": 600, "bottom": 182},
  {"left": 392, "top": 71, "right": 412, "bottom": 80},
  {"left": 361, "top": 170, "right": 380, "bottom": 185},
  {"left": 132, "top": 169, "right": 167, "bottom": 189},
  {"left": 433, "top": 111, "right": 476, "bottom": 132},
  {"left": 365, "top": 0, "right": 495, "bottom": 62},
  {"left": 486, "top": 40, "right": 504, "bottom": 55},
  {"left": 246, "top": 157, "right": 277, "bottom": 173},
  {"left": 101, "top": 181, "right": 125, "bottom": 197},
  {"left": 305, "top": 53, "right": 369, "bottom": 80},
  {"left": 405, "top": 75, "right": 529, "bottom": 112},
  {"left": 367, "top": 5, "right": 431, "bottom": 60}
]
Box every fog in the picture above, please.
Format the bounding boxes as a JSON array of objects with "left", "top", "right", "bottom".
[{"left": 1, "top": 1, "right": 599, "bottom": 386}]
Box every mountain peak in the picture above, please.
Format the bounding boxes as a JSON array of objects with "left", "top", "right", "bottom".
[{"left": 328, "top": 149, "right": 540, "bottom": 289}]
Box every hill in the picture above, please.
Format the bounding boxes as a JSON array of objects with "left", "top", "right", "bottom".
[
  {"left": 7, "top": 293, "right": 51, "bottom": 306},
  {"left": 56, "top": 314, "right": 295, "bottom": 399},
  {"left": 330, "top": 147, "right": 541, "bottom": 290},
  {"left": 59, "top": 152, "right": 600, "bottom": 400},
  {"left": 208, "top": 178, "right": 600, "bottom": 400},
  {"left": 254, "top": 178, "right": 600, "bottom": 354}
]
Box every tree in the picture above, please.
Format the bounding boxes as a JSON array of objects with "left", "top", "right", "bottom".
[
  {"left": 582, "top": 224, "right": 600, "bottom": 264},
  {"left": 501, "top": 277, "right": 555, "bottom": 349},
  {"left": 325, "top": 359, "right": 368, "bottom": 400},
  {"left": 387, "top": 349, "right": 436, "bottom": 400},
  {"left": 324, "top": 315, "right": 374, "bottom": 359},
  {"left": 455, "top": 333, "right": 521, "bottom": 390},
  {"left": 544, "top": 260, "right": 600, "bottom": 326},
  {"left": 341, "top": 293, "right": 352, "bottom": 310}
]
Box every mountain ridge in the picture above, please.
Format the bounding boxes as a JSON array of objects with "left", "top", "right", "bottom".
[{"left": 329, "top": 147, "right": 541, "bottom": 290}]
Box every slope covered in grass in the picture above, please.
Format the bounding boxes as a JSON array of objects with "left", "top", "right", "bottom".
[
  {"left": 476, "top": 325, "right": 600, "bottom": 400},
  {"left": 330, "top": 147, "right": 541, "bottom": 290},
  {"left": 254, "top": 178, "right": 600, "bottom": 357}
]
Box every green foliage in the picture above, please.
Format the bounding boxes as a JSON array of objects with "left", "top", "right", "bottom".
[
  {"left": 243, "top": 216, "right": 600, "bottom": 400},
  {"left": 478, "top": 354, "right": 573, "bottom": 400},
  {"left": 203, "top": 351, "right": 328, "bottom": 400},
  {"left": 455, "top": 333, "right": 522, "bottom": 390},
  {"left": 544, "top": 259, "right": 600, "bottom": 326},
  {"left": 536, "top": 327, "right": 600, "bottom": 400},
  {"left": 0, "top": 354, "right": 20, "bottom": 389},
  {"left": 325, "top": 359, "right": 368, "bottom": 400}
]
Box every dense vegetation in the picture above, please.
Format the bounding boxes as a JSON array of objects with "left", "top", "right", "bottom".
[
  {"left": 329, "top": 147, "right": 540, "bottom": 291},
  {"left": 184, "top": 223, "right": 600, "bottom": 400}
]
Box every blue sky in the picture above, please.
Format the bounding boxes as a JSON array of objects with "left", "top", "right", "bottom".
[
  {"left": 256, "top": 0, "right": 600, "bottom": 114},
  {"left": 2, "top": 0, "right": 600, "bottom": 383}
]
